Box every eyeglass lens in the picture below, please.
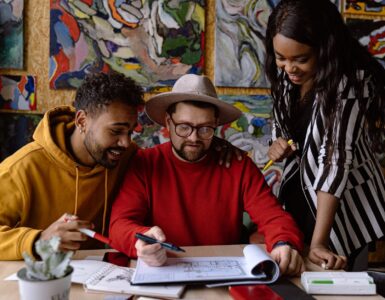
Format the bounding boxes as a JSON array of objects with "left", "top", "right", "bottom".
[{"left": 175, "top": 124, "right": 214, "bottom": 139}]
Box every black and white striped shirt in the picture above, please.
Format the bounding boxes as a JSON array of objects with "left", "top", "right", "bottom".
[{"left": 272, "top": 72, "right": 385, "bottom": 257}]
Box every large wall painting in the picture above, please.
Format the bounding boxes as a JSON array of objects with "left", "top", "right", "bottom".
[
  {"left": 343, "top": 0, "right": 385, "bottom": 16},
  {"left": 346, "top": 18, "right": 385, "bottom": 67},
  {"left": 0, "top": 113, "right": 42, "bottom": 161},
  {"left": 0, "top": 0, "right": 24, "bottom": 69},
  {"left": 49, "top": 0, "right": 205, "bottom": 90},
  {"left": 217, "top": 94, "right": 283, "bottom": 195},
  {"left": 0, "top": 75, "right": 36, "bottom": 110},
  {"left": 214, "top": 0, "right": 279, "bottom": 88}
]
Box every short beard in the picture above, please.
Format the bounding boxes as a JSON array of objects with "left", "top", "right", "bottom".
[
  {"left": 171, "top": 141, "right": 208, "bottom": 162},
  {"left": 84, "top": 131, "right": 116, "bottom": 169}
]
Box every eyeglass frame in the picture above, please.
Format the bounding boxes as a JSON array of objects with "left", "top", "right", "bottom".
[{"left": 168, "top": 114, "right": 217, "bottom": 140}]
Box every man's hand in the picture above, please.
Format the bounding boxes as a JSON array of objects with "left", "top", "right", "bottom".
[
  {"left": 39, "top": 213, "right": 94, "bottom": 251},
  {"left": 212, "top": 136, "right": 244, "bottom": 168},
  {"left": 267, "top": 137, "right": 296, "bottom": 162},
  {"left": 308, "top": 245, "right": 347, "bottom": 270},
  {"left": 135, "top": 226, "right": 167, "bottom": 266},
  {"left": 270, "top": 245, "right": 305, "bottom": 276}
]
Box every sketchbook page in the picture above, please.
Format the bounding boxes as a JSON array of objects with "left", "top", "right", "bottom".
[
  {"left": 71, "top": 260, "right": 112, "bottom": 284},
  {"left": 243, "top": 244, "right": 280, "bottom": 282},
  {"left": 132, "top": 256, "right": 266, "bottom": 285},
  {"left": 85, "top": 264, "right": 184, "bottom": 298}
]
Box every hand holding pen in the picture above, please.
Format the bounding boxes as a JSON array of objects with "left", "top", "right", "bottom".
[
  {"left": 135, "top": 226, "right": 185, "bottom": 267},
  {"left": 39, "top": 213, "right": 94, "bottom": 251},
  {"left": 263, "top": 138, "right": 296, "bottom": 171},
  {"left": 136, "top": 233, "right": 185, "bottom": 252}
]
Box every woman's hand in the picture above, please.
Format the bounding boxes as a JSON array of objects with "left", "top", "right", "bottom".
[
  {"left": 212, "top": 136, "right": 244, "bottom": 168},
  {"left": 267, "top": 137, "right": 296, "bottom": 162},
  {"left": 308, "top": 245, "right": 347, "bottom": 270}
]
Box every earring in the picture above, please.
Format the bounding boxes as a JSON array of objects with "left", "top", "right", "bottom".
[{"left": 79, "top": 127, "right": 84, "bottom": 134}]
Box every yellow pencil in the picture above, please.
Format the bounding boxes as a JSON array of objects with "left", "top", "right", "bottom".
[{"left": 262, "top": 139, "right": 294, "bottom": 172}]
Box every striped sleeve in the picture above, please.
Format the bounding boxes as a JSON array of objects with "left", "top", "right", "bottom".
[{"left": 313, "top": 77, "right": 371, "bottom": 198}]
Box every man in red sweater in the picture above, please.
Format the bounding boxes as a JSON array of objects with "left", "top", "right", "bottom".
[{"left": 109, "top": 74, "right": 305, "bottom": 276}]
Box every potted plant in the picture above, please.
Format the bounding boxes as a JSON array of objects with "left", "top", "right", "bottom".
[{"left": 17, "top": 236, "right": 74, "bottom": 300}]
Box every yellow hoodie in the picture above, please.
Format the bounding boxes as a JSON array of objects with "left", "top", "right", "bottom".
[{"left": 0, "top": 106, "right": 137, "bottom": 260}]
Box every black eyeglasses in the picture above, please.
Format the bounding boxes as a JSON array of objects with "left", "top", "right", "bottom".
[{"left": 169, "top": 115, "right": 216, "bottom": 140}]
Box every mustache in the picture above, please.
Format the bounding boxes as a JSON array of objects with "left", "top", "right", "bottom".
[{"left": 182, "top": 142, "right": 204, "bottom": 147}]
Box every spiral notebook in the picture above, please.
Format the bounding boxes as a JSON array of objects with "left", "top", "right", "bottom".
[
  {"left": 132, "top": 245, "right": 280, "bottom": 286},
  {"left": 70, "top": 260, "right": 184, "bottom": 298}
]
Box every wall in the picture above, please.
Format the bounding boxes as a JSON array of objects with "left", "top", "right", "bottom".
[{"left": 0, "top": 0, "right": 267, "bottom": 114}]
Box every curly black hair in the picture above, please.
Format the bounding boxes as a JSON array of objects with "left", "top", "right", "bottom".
[
  {"left": 74, "top": 72, "right": 144, "bottom": 115},
  {"left": 265, "top": 0, "right": 385, "bottom": 153}
]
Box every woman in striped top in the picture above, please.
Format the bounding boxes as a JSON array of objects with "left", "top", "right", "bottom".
[{"left": 264, "top": 0, "right": 385, "bottom": 270}]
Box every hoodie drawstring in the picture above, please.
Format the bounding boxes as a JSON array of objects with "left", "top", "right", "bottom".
[
  {"left": 73, "top": 166, "right": 108, "bottom": 238},
  {"left": 74, "top": 166, "right": 79, "bottom": 215}
]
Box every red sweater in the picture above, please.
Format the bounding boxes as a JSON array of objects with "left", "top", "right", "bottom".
[{"left": 110, "top": 142, "right": 303, "bottom": 257}]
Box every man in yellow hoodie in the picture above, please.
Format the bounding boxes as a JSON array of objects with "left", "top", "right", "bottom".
[{"left": 0, "top": 72, "right": 144, "bottom": 260}]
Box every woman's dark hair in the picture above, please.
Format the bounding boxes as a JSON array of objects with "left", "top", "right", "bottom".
[
  {"left": 74, "top": 72, "right": 144, "bottom": 116},
  {"left": 265, "top": 0, "right": 385, "bottom": 153}
]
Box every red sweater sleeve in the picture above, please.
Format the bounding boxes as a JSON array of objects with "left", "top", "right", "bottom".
[
  {"left": 242, "top": 158, "right": 304, "bottom": 252},
  {"left": 109, "top": 151, "right": 151, "bottom": 258}
]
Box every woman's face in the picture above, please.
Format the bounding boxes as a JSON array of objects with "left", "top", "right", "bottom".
[{"left": 273, "top": 33, "right": 317, "bottom": 90}]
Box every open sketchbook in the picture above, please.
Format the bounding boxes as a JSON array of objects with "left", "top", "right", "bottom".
[
  {"left": 70, "top": 260, "right": 185, "bottom": 298},
  {"left": 132, "top": 245, "right": 280, "bottom": 286}
]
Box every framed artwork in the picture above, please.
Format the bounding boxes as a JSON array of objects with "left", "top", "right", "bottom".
[
  {"left": 0, "top": 113, "right": 42, "bottom": 161},
  {"left": 0, "top": 75, "right": 36, "bottom": 111},
  {"left": 132, "top": 106, "right": 168, "bottom": 149},
  {"left": 214, "top": 0, "right": 279, "bottom": 88},
  {"left": 49, "top": 0, "right": 205, "bottom": 90},
  {"left": 0, "top": 0, "right": 24, "bottom": 69},
  {"left": 343, "top": 0, "right": 385, "bottom": 16},
  {"left": 346, "top": 18, "right": 385, "bottom": 67}
]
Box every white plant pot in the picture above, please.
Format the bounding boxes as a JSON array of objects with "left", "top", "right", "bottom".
[{"left": 17, "top": 266, "right": 73, "bottom": 300}]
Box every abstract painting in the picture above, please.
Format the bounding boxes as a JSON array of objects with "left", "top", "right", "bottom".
[
  {"left": 217, "top": 94, "right": 283, "bottom": 195},
  {"left": 0, "top": 75, "right": 36, "bottom": 110},
  {"left": 343, "top": 0, "right": 385, "bottom": 16},
  {"left": 49, "top": 0, "right": 205, "bottom": 90},
  {"left": 214, "top": 0, "right": 279, "bottom": 87},
  {"left": 0, "top": 0, "right": 24, "bottom": 69},
  {"left": 0, "top": 113, "right": 42, "bottom": 161},
  {"left": 132, "top": 106, "right": 169, "bottom": 149},
  {"left": 346, "top": 18, "right": 385, "bottom": 67}
]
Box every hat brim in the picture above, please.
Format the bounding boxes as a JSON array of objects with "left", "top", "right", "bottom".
[{"left": 145, "top": 92, "right": 242, "bottom": 126}]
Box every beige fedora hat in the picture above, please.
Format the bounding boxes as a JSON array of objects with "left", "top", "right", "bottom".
[{"left": 145, "top": 74, "right": 242, "bottom": 126}]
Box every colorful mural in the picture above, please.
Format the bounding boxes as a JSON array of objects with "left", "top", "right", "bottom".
[
  {"left": 49, "top": 0, "right": 205, "bottom": 90},
  {"left": 0, "top": 0, "right": 24, "bottom": 69},
  {"left": 346, "top": 18, "right": 385, "bottom": 67},
  {"left": 217, "top": 95, "right": 272, "bottom": 166},
  {"left": 0, "top": 113, "right": 42, "bottom": 161},
  {"left": 0, "top": 75, "right": 36, "bottom": 110},
  {"left": 343, "top": 0, "right": 385, "bottom": 16},
  {"left": 214, "top": 0, "right": 278, "bottom": 88},
  {"left": 132, "top": 106, "right": 169, "bottom": 148}
]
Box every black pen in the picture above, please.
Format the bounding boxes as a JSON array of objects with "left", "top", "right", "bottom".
[{"left": 135, "top": 233, "right": 186, "bottom": 252}]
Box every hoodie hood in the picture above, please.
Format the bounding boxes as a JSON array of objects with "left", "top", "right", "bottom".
[{"left": 33, "top": 105, "right": 105, "bottom": 176}]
